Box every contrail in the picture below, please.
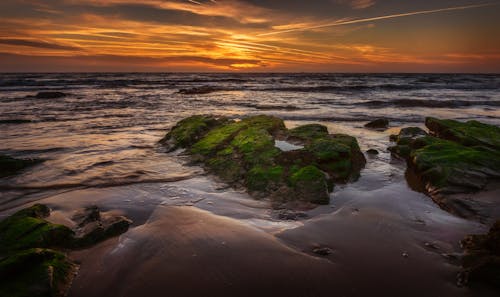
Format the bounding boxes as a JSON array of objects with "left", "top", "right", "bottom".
[{"left": 258, "top": 3, "right": 497, "bottom": 36}]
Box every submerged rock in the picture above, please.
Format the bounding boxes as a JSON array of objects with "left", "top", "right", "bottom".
[
  {"left": 0, "top": 204, "right": 132, "bottom": 297},
  {"left": 31, "top": 92, "right": 67, "bottom": 99},
  {"left": 0, "top": 154, "right": 42, "bottom": 178},
  {"left": 366, "top": 149, "right": 379, "bottom": 155},
  {"left": 364, "top": 118, "right": 389, "bottom": 130},
  {"left": 459, "top": 220, "right": 500, "bottom": 288},
  {"left": 161, "top": 115, "right": 366, "bottom": 207},
  {"left": 389, "top": 118, "right": 500, "bottom": 220},
  {"left": 312, "top": 247, "right": 334, "bottom": 256},
  {"left": 178, "top": 86, "right": 221, "bottom": 95}
]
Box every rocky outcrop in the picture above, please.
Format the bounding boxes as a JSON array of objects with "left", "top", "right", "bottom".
[
  {"left": 0, "top": 154, "right": 42, "bottom": 178},
  {"left": 389, "top": 118, "right": 500, "bottom": 221},
  {"left": 161, "top": 115, "right": 366, "bottom": 207},
  {"left": 364, "top": 118, "right": 389, "bottom": 130},
  {"left": 0, "top": 204, "right": 132, "bottom": 297},
  {"left": 458, "top": 220, "right": 500, "bottom": 288}
]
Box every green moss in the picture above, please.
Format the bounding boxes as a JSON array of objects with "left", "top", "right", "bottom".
[
  {"left": 246, "top": 166, "right": 283, "bottom": 192},
  {"left": 206, "top": 156, "right": 243, "bottom": 183},
  {"left": 306, "top": 138, "right": 351, "bottom": 160},
  {"left": 160, "top": 115, "right": 226, "bottom": 150},
  {"left": 0, "top": 248, "right": 74, "bottom": 297},
  {"left": 0, "top": 155, "right": 42, "bottom": 178},
  {"left": 288, "top": 124, "right": 328, "bottom": 140},
  {"left": 240, "top": 115, "right": 286, "bottom": 134},
  {"left": 289, "top": 165, "right": 329, "bottom": 204},
  {"left": 230, "top": 127, "right": 279, "bottom": 166},
  {"left": 191, "top": 121, "right": 245, "bottom": 156},
  {"left": 0, "top": 205, "right": 74, "bottom": 253},
  {"left": 426, "top": 117, "right": 500, "bottom": 149}
]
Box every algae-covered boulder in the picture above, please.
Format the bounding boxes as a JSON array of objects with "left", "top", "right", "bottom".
[
  {"left": 0, "top": 204, "right": 74, "bottom": 254},
  {"left": 0, "top": 204, "right": 132, "bottom": 297},
  {"left": 426, "top": 117, "right": 500, "bottom": 149},
  {"left": 458, "top": 220, "right": 500, "bottom": 288},
  {"left": 389, "top": 119, "right": 500, "bottom": 220},
  {"left": 0, "top": 248, "right": 76, "bottom": 297},
  {"left": 0, "top": 154, "right": 42, "bottom": 178},
  {"left": 161, "top": 115, "right": 366, "bottom": 206}
]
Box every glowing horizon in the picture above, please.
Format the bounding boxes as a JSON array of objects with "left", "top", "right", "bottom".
[{"left": 0, "top": 0, "right": 499, "bottom": 72}]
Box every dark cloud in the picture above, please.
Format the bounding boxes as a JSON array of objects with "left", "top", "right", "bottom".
[{"left": 0, "top": 38, "right": 80, "bottom": 50}]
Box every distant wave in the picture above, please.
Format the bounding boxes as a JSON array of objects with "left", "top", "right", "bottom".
[{"left": 360, "top": 99, "right": 500, "bottom": 108}]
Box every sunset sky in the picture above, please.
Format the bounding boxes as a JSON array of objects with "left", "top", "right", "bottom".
[{"left": 1, "top": 0, "right": 499, "bottom": 72}]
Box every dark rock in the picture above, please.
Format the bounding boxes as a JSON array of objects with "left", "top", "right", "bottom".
[
  {"left": 0, "top": 248, "right": 76, "bottom": 297},
  {"left": 459, "top": 220, "right": 500, "bottom": 288},
  {"left": 32, "top": 92, "right": 67, "bottom": 99},
  {"left": 312, "top": 247, "right": 333, "bottom": 256},
  {"left": 0, "top": 204, "right": 132, "bottom": 297},
  {"left": 0, "top": 204, "right": 74, "bottom": 253},
  {"left": 387, "top": 119, "right": 500, "bottom": 221},
  {"left": 160, "top": 115, "right": 366, "bottom": 207},
  {"left": 366, "top": 149, "right": 379, "bottom": 155},
  {"left": 275, "top": 209, "right": 308, "bottom": 220},
  {"left": 178, "top": 86, "right": 220, "bottom": 95},
  {"left": 0, "top": 154, "right": 42, "bottom": 178},
  {"left": 364, "top": 118, "right": 389, "bottom": 129},
  {"left": 72, "top": 206, "right": 132, "bottom": 248}
]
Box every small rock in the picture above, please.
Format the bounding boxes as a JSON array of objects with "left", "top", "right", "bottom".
[
  {"left": 366, "top": 149, "right": 379, "bottom": 155},
  {"left": 275, "top": 209, "right": 308, "bottom": 220},
  {"left": 313, "top": 247, "right": 333, "bottom": 256},
  {"left": 364, "top": 118, "right": 389, "bottom": 129},
  {"left": 402, "top": 251, "right": 409, "bottom": 258},
  {"left": 33, "top": 91, "right": 67, "bottom": 99}
]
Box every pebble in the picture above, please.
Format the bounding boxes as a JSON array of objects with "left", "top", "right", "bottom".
[
  {"left": 402, "top": 251, "right": 409, "bottom": 258},
  {"left": 313, "top": 247, "right": 334, "bottom": 256}
]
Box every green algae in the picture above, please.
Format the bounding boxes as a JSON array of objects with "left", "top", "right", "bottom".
[
  {"left": 0, "top": 205, "right": 74, "bottom": 254},
  {"left": 426, "top": 117, "right": 500, "bottom": 149},
  {"left": 0, "top": 248, "right": 75, "bottom": 297},
  {"left": 162, "top": 115, "right": 365, "bottom": 206},
  {"left": 289, "top": 165, "right": 329, "bottom": 204},
  {"left": 288, "top": 124, "right": 328, "bottom": 140},
  {"left": 159, "top": 115, "right": 227, "bottom": 151}
]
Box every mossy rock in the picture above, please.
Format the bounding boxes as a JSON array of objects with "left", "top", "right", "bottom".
[
  {"left": 161, "top": 115, "right": 365, "bottom": 207},
  {"left": 289, "top": 165, "right": 330, "bottom": 204},
  {"left": 0, "top": 248, "right": 75, "bottom": 297},
  {"left": 389, "top": 119, "right": 500, "bottom": 221},
  {"left": 426, "top": 117, "right": 500, "bottom": 150},
  {"left": 159, "top": 115, "right": 228, "bottom": 151},
  {"left": 288, "top": 124, "right": 329, "bottom": 140},
  {"left": 365, "top": 118, "right": 389, "bottom": 129},
  {"left": 459, "top": 220, "right": 500, "bottom": 288},
  {"left": 0, "top": 155, "right": 42, "bottom": 178},
  {"left": 0, "top": 205, "right": 74, "bottom": 254}
]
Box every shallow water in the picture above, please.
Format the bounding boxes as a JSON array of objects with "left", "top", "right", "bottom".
[{"left": 0, "top": 73, "right": 499, "bottom": 296}]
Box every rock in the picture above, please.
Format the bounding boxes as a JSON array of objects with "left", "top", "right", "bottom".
[
  {"left": 160, "top": 115, "right": 366, "bottom": 207},
  {"left": 288, "top": 124, "right": 329, "bottom": 140},
  {"left": 71, "top": 205, "right": 132, "bottom": 248},
  {"left": 0, "top": 204, "right": 132, "bottom": 297},
  {"left": 32, "top": 91, "right": 67, "bottom": 99},
  {"left": 0, "top": 154, "right": 42, "bottom": 178},
  {"left": 388, "top": 119, "right": 500, "bottom": 220},
  {"left": 402, "top": 251, "right": 409, "bottom": 258},
  {"left": 312, "top": 247, "right": 333, "bottom": 256},
  {"left": 364, "top": 118, "right": 389, "bottom": 130},
  {"left": 0, "top": 248, "right": 76, "bottom": 297},
  {"left": 159, "top": 115, "right": 229, "bottom": 152},
  {"left": 0, "top": 204, "right": 74, "bottom": 253},
  {"left": 178, "top": 86, "right": 220, "bottom": 95},
  {"left": 459, "top": 220, "right": 500, "bottom": 288},
  {"left": 366, "top": 149, "right": 379, "bottom": 155},
  {"left": 274, "top": 209, "right": 308, "bottom": 220},
  {"left": 426, "top": 117, "right": 500, "bottom": 150}
]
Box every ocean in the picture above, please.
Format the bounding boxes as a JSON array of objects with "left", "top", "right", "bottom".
[{"left": 1, "top": 73, "right": 499, "bottom": 211}]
